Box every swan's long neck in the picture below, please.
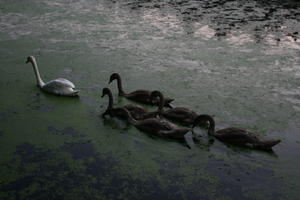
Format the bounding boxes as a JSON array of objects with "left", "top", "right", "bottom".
[
  {"left": 206, "top": 116, "right": 215, "bottom": 136},
  {"left": 156, "top": 92, "right": 165, "bottom": 111},
  {"left": 116, "top": 76, "right": 125, "bottom": 96},
  {"left": 105, "top": 90, "right": 114, "bottom": 111},
  {"left": 122, "top": 108, "right": 139, "bottom": 126},
  {"left": 151, "top": 91, "right": 164, "bottom": 111},
  {"left": 194, "top": 114, "right": 215, "bottom": 136},
  {"left": 30, "top": 58, "right": 44, "bottom": 87},
  {"left": 127, "top": 114, "right": 139, "bottom": 126}
]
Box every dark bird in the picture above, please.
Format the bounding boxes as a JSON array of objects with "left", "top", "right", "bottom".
[
  {"left": 114, "top": 107, "right": 196, "bottom": 142},
  {"left": 192, "top": 114, "right": 281, "bottom": 151},
  {"left": 101, "top": 88, "right": 158, "bottom": 120},
  {"left": 151, "top": 90, "right": 199, "bottom": 124},
  {"left": 108, "top": 73, "right": 174, "bottom": 108}
]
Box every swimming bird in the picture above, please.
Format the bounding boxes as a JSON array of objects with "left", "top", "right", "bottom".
[
  {"left": 151, "top": 90, "right": 199, "bottom": 124},
  {"left": 192, "top": 114, "right": 281, "bottom": 150},
  {"left": 26, "top": 56, "right": 79, "bottom": 96},
  {"left": 108, "top": 73, "right": 174, "bottom": 108},
  {"left": 101, "top": 88, "right": 159, "bottom": 120},
  {"left": 114, "top": 107, "right": 194, "bottom": 141}
]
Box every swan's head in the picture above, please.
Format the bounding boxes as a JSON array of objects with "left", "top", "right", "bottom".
[
  {"left": 150, "top": 90, "right": 163, "bottom": 103},
  {"left": 101, "top": 87, "right": 111, "bottom": 98},
  {"left": 150, "top": 90, "right": 163, "bottom": 99},
  {"left": 193, "top": 114, "right": 215, "bottom": 135},
  {"left": 26, "top": 56, "right": 35, "bottom": 64},
  {"left": 193, "top": 115, "right": 211, "bottom": 127},
  {"left": 109, "top": 73, "right": 120, "bottom": 83}
]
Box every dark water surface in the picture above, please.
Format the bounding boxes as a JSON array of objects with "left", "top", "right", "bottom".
[{"left": 0, "top": 0, "right": 300, "bottom": 199}]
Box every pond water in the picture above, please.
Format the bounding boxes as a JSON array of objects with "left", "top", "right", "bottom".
[{"left": 0, "top": 0, "right": 300, "bottom": 199}]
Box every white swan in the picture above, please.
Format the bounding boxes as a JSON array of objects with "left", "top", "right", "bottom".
[{"left": 26, "top": 56, "right": 79, "bottom": 97}]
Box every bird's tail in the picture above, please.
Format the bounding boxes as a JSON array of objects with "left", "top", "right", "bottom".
[
  {"left": 266, "top": 139, "right": 281, "bottom": 147},
  {"left": 70, "top": 90, "right": 80, "bottom": 97},
  {"left": 164, "top": 98, "right": 175, "bottom": 108},
  {"left": 260, "top": 139, "right": 281, "bottom": 150}
]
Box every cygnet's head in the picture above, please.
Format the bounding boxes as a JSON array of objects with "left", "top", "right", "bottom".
[
  {"left": 109, "top": 73, "right": 120, "bottom": 83},
  {"left": 101, "top": 87, "right": 111, "bottom": 98}
]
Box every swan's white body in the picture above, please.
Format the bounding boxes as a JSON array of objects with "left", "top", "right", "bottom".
[{"left": 26, "top": 56, "right": 79, "bottom": 96}]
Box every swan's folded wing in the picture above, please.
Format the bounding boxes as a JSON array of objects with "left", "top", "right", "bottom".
[
  {"left": 165, "top": 107, "right": 197, "bottom": 119},
  {"left": 159, "top": 119, "right": 178, "bottom": 130},
  {"left": 43, "top": 79, "right": 75, "bottom": 91},
  {"left": 54, "top": 78, "right": 76, "bottom": 88},
  {"left": 42, "top": 80, "right": 79, "bottom": 96},
  {"left": 215, "top": 127, "right": 259, "bottom": 140}
]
